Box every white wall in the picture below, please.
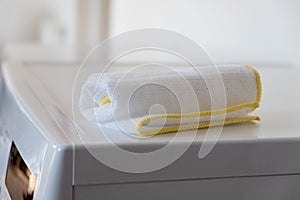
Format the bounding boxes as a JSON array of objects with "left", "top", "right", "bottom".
[
  {"left": 76, "top": 0, "right": 109, "bottom": 48},
  {"left": 0, "top": 0, "right": 109, "bottom": 47},
  {"left": 0, "top": 0, "right": 76, "bottom": 45},
  {"left": 109, "top": 0, "right": 300, "bottom": 67},
  {"left": 1, "top": 0, "right": 299, "bottom": 67}
]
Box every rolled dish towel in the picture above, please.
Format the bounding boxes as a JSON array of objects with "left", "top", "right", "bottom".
[{"left": 79, "top": 65, "right": 262, "bottom": 136}]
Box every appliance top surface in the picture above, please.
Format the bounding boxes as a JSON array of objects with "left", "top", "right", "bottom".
[{"left": 2, "top": 59, "right": 300, "bottom": 148}]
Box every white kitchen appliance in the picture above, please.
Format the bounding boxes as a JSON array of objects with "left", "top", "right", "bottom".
[{"left": 1, "top": 45, "right": 300, "bottom": 200}]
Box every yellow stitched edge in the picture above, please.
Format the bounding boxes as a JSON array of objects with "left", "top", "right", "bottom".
[
  {"left": 245, "top": 65, "right": 262, "bottom": 103},
  {"left": 137, "top": 116, "right": 261, "bottom": 136},
  {"left": 98, "top": 65, "right": 262, "bottom": 136},
  {"left": 134, "top": 103, "right": 259, "bottom": 136},
  {"left": 98, "top": 95, "right": 111, "bottom": 106}
]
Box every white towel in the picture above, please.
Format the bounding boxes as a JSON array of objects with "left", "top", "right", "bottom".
[{"left": 79, "top": 65, "right": 262, "bottom": 136}]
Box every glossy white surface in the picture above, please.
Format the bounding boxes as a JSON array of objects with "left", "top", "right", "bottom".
[{"left": 3, "top": 62, "right": 300, "bottom": 146}]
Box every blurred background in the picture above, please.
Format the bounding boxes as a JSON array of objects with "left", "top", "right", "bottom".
[{"left": 0, "top": 0, "right": 299, "bottom": 66}]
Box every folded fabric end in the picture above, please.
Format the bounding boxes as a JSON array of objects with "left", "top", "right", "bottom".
[{"left": 135, "top": 115, "right": 261, "bottom": 136}]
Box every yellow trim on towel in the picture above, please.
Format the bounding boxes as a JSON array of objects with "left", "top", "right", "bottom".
[
  {"left": 245, "top": 65, "right": 262, "bottom": 103},
  {"left": 98, "top": 65, "right": 262, "bottom": 136},
  {"left": 134, "top": 102, "right": 260, "bottom": 136},
  {"left": 98, "top": 95, "right": 111, "bottom": 106},
  {"left": 136, "top": 116, "right": 260, "bottom": 136}
]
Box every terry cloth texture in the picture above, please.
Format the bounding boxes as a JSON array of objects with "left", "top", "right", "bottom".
[{"left": 79, "top": 65, "right": 262, "bottom": 136}]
